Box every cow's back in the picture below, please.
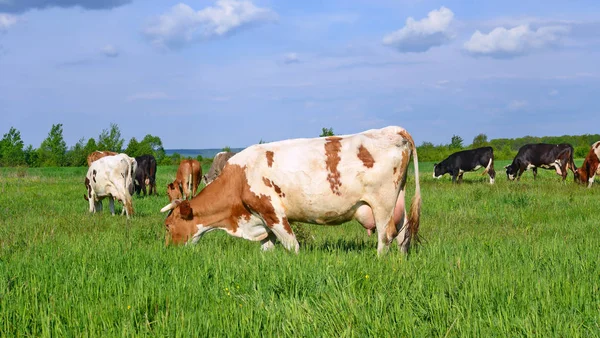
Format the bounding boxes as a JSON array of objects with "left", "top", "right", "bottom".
[{"left": 227, "top": 126, "right": 413, "bottom": 219}]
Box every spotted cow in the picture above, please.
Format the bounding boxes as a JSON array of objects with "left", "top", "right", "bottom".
[
  {"left": 433, "top": 146, "right": 496, "bottom": 184},
  {"left": 505, "top": 143, "right": 577, "bottom": 181},
  {"left": 84, "top": 153, "right": 137, "bottom": 218},
  {"left": 202, "top": 151, "right": 237, "bottom": 186},
  {"left": 160, "top": 126, "right": 421, "bottom": 255},
  {"left": 86, "top": 150, "right": 118, "bottom": 166},
  {"left": 167, "top": 159, "right": 202, "bottom": 201},
  {"left": 574, "top": 141, "right": 600, "bottom": 188}
]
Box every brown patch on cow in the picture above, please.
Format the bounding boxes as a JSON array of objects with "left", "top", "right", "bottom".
[
  {"left": 266, "top": 151, "right": 274, "bottom": 167},
  {"left": 575, "top": 144, "right": 600, "bottom": 185},
  {"left": 84, "top": 177, "right": 92, "bottom": 200},
  {"left": 164, "top": 164, "right": 283, "bottom": 245},
  {"left": 397, "top": 130, "right": 414, "bottom": 146},
  {"left": 324, "top": 136, "right": 343, "bottom": 195},
  {"left": 281, "top": 217, "right": 293, "bottom": 234},
  {"left": 272, "top": 182, "right": 285, "bottom": 198},
  {"left": 262, "top": 177, "right": 273, "bottom": 187},
  {"left": 357, "top": 144, "right": 375, "bottom": 168},
  {"left": 92, "top": 169, "right": 97, "bottom": 183},
  {"left": 393, "top": 167, "right": 397, "bottom": 175},
  {"left": 86, "top": 150, "right": 118, "bottom": 166}
]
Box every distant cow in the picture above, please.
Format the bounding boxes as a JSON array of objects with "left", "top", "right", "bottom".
[
  {"left": 160, "top": 126, "right": 421, "bottom": 255},
  {"left": 574, "top": 141, "right": 600, "bottom": 188},
  {"left": 505, "top": 143, "right": 577, "bottom": 181},
  {"left": 87, "top": 151, "right": 118, "bottom": 166},
  {"left": 134, "top": 154, "right": 158, "bottom": 196},
  {"left": 202, "top": 151, "right": 237, "bottom": 186},
  {"left": 84, "top": 153, "right": 137, "bottom": 218},
  {"left": 433, "top": 147, "right": 496, "bottom": 184},
  {"left": 167, "top": 159, "right": 202, "bottom": 201}
]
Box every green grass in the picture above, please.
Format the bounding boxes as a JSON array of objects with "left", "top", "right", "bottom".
[{"left": 0, "top": 161, "right": 599, "bottom": 337}]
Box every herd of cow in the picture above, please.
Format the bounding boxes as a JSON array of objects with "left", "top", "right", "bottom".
[
  {"left": 83, "top": 127, "right": 600, "bottom": 255},
  {"left": 433, "top": 141, "right": 600, "bottom": 186}
]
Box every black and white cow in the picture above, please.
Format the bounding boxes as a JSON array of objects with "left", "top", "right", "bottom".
[
  {"left": 504, "top": 143, "right": 576, "bottom": 181},
  {"left": 433, "top": 147, "right": 495, "bottom": 184}
]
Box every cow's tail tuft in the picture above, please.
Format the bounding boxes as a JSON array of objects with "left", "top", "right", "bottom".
[{"left": 407, "top": 134, "right": 422, "bottom": 250}]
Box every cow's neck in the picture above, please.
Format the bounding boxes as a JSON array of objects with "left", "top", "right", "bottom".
[{"left": 188, "top": 165, "right": 248, "bottom": 231}]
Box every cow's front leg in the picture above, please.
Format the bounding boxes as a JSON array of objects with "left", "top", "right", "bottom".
[{"left": 457, "top": 173, "right": 464, "bottom": 184}]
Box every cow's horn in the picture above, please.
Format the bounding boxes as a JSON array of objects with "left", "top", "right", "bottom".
[{"left": 160, "top": 199, "right": 182, "bottom": 213}]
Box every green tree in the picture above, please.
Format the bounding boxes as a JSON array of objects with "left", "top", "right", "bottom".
[
  {"left": 38, "top": 124, "right": 67, "bottom": 167},
  {"left": 0, "top": 127, "right": 26, "bottom": 166},
  {"left": 222, "top": 146, "right": 232, "bottom": 152},
  {"left": 24, "top": 145, "right": 39, "bottom": 167},
  {"left": 449, "top": 135, "right": 463, "bottom": 149},
  {"left": 97, "top": 123, "right": 124, "bottom": 152},
  {"left": 66, "top": 138, "right": 88, "bottom": 166},
  {"left": 139, "top": 134, "right": 165, "bottom": 161},
  {"left": 125, "top": 137, "right": 141, "bottom": 157},
  {"left": 82, "top": 138, "right": 98, "bottom": 158},
  {"left": 319, "top": 127, "right": 335, "bottom": 137},
  {"left": 471, "top": 133, "right": 488, "bottom": 148}
]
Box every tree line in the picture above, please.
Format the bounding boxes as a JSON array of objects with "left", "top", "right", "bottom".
[
  {"left": 1, "top": 125, "right": 599, "bottom": 167},
  {"left": 0, "top": 123, "right": 188, "bottom": 167}
]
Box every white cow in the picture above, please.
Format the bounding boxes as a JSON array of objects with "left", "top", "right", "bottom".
[
  {"left": 160, "top": 126, "right": 421, "bottom": 255},
  {"left": 84, "top": 153, "right": 137, "bottom": 218}
]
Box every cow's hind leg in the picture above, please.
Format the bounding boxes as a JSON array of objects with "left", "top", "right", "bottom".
[
  {"left": 109, "top": 197, "right": 116, "bottom": 215},
  {"left": 532, "top": 167, "right": 538, "bottom": 180}
]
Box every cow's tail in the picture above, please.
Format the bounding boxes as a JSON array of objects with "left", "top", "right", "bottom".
[
  {"left": 124, "top": 158, "right": 134, "bottom": 216},
  {"left": 407, "top": 134, "right": 421, "bottom": 249},
  {"left": 481, "top": 157, "right": 493, "bottom": 176},
  {"left": 568, "top": 148, "right": 577, "bottom": 173},
  {"left": 187, "top": 173, "right": 192, "bottom": 199}
]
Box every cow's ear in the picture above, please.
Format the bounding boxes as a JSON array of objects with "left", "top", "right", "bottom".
[
  {"left": 433, "top": 163, "right": 438, "bottom": 167},
  {"left": 179, "top": 200, "right": 193, "bottom": 220}
]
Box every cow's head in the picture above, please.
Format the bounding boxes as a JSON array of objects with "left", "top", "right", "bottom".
[
  {"left": 160, "top": 199, "right": 198, "bottom": 245},
  {"left": 166, "top": 182, "right": 182, "bottom": 201},
  {"left": 432, "top": 163, "right": 443, "bottom": 179},
  {"left": 573, "top": 167, "right": 586, "bottom": 185},
  {"left": 504, "top": 164, "right": 517, "bottom": 181}
]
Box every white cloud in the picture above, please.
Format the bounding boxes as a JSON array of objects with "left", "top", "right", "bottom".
[
  {"left": 144, "top": 0, "right": 277, "bottom": 49},
  {"left": 383, "top": 7, "right": 455, "bottom": 53},
  {"left": 508, "top": 100, "right": 528, "bottom": 111},
  {"left": 464, "top": 24, "right": 570, "bottom": 58},
  {"left": 0, "top": 13, "right": 18, "bottom": 32},
  {"left": 283, "top": 52, "right": 299, "bottom": 64},
  {"left": 127, "top": 92, "right": 170, "bottom": 101},
  {"left": 549, "top": 89, "right": 559, "bottom": 96},
  {"left": 101, "top": 44, "right": 119, "bottom": 58}
]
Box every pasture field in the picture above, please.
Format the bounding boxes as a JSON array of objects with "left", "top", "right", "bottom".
[{"left": 0, "top": 161, "right": 599, "bottom": 337}]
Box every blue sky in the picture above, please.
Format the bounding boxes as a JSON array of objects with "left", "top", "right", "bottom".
[{"left": 1, "top": 0, "right": 599, "bottom": 149}]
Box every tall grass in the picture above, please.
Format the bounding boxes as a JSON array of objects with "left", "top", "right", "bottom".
[{"left": 0, "top": 162, "right": 598, "bottom": 336}]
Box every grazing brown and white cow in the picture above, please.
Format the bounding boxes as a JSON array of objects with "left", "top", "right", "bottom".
[
  {"left": 167, "top": 159, "right": 202, "bottom": 201},
  {"left": 202, "top": 151, "right": 237, "bottom": 186},
  {"left": 86, "top": 150, "right": 118, "bottom": 166},
  {"left": 84, "top": 153, "right": 137, "bottom": 218},
  {"left": 574, "top": 141, "right": 600, "bottom": 188},
  {"left": 160, "top": 126, "right": 421, "bottom": 255}
]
